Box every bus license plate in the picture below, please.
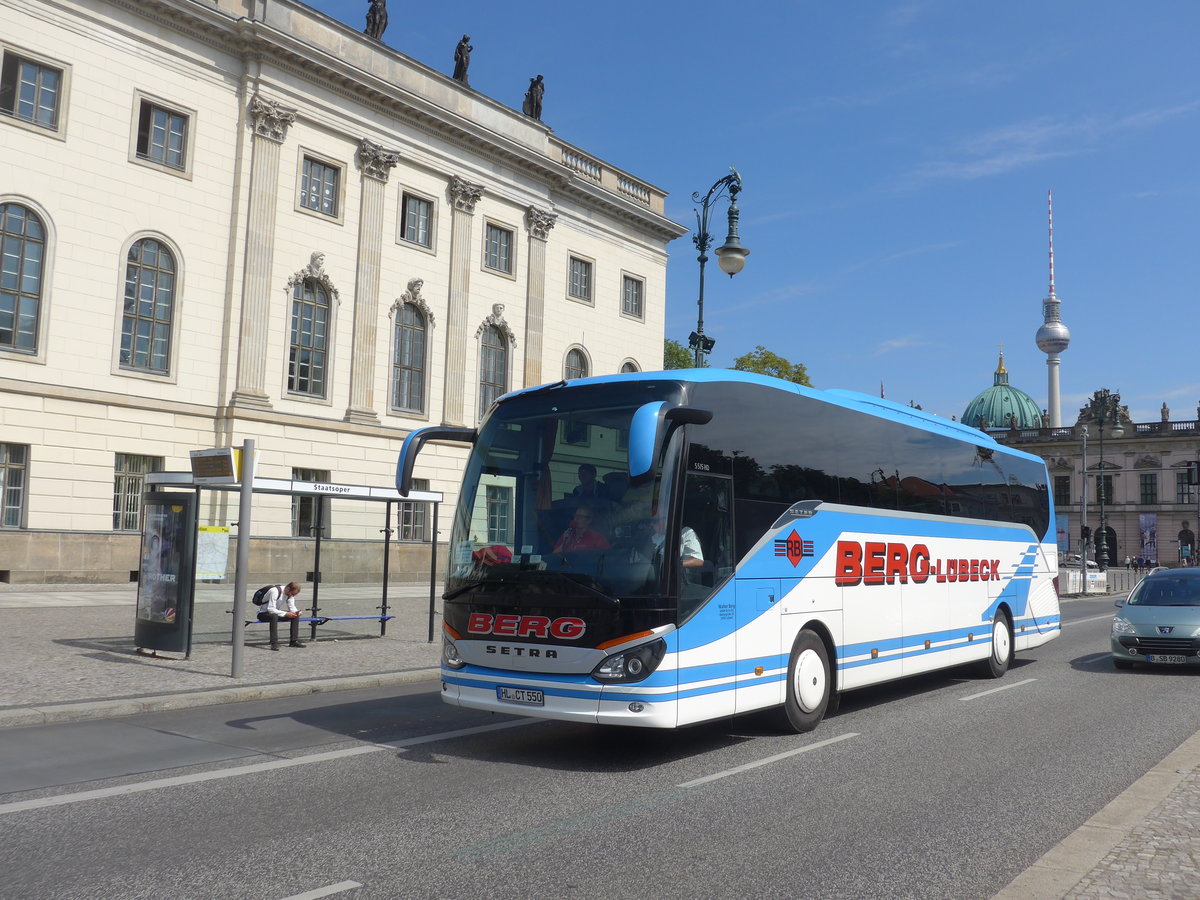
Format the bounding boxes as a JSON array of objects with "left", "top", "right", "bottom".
[
  {"left": 1146, "top": 654, "right": 1187, "bottom": 664},
  {"left": 497, "top": 686, "right": 544, "bottom": 706}
]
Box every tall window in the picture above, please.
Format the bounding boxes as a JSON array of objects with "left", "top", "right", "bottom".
[
  {"left": 300, "top": 157, "right": 340, "bottom": 217},
  {"left": 1053, "top": 475, "right": 1070, "bottom": 507},
  {"left": 392, "top": 303, "right": 426, "bottom": 413},
  {"left": 484, "top": 223, "right": 513, "bottom": 274},
  {"left": 0, "top": 202, "right": 44, "bottom": 353},
  {"left": 401, "top": 193, "right": 432, "bottom": 247},
  {"left": 486, "top": 485, "right": 512, "bottom": 544},
  {"left": 136, "top": 101, "right": 188, "bottom": 170},
  {"left": 1, "top": 52, "right": 62, "bottom": 130},
  {"left": 120, "top": 238, "right": 175, "bottom": 372},
  {"left": 399, "top": 477, "right": 429, "bottom": 541},
  {"left": 568, "top": 256, "right": 592, "bottom": 303},
  {"left": 479, "top": 325, "right": 508, "bottom": 414},
  {"left": 113, "top": 453, "right": 162, "bottom": 531},
  {"left": 620, "top": 361, "right": 640, "bottom": 374},
  {"left": 1140, "top": 473, "right": 1158, "bottom": 505},
  {"left": 621, "top": 274, "right": 644, "bottom": 319},
  {"left": 292, "top": 467, "right": 331, "bottom": 538},
  {"left": 1177, "top": 471, "right": 1196, "bottom": 505},
  {"left": 564, "top": 348, "right": 588, "bottom": 380},
  {"left": 289, "top": 278, "right": 330, "bottom": 397},
  {"left": 1, "top": 443, "right": 28, "bottom": 528},
  {"left": 1095, "top": 474, "right": 1114, "bottom": 506}
]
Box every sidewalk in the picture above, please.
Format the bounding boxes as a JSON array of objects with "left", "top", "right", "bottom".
[
  {"left": 0, "top": 585, "right": 1195, "bottom": 899},
  {"left": 0, "top": 581, "right": 441, "bottom": 729}
]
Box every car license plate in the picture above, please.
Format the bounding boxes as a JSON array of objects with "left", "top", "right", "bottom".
[
  {"left": 1145, "top": 654, "right": 1187, "bottom": 664},
  {"left": 497, "top": 686, "right": 544, "bottom": 706}
]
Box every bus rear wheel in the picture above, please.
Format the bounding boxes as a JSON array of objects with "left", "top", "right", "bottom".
[
  {"left": 774, "top": 629, "right": 831, "bottom": 734},
  {"left": 976, "top": 609, "right": 1013, "bottom": 678}
]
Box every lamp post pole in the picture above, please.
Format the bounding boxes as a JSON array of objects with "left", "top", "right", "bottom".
[
  {"left": 1088, "top": 389, "right": 1125, "bottom": 573},
  {"left": 1080, "top": 425, "right": 1088, "bottom": 595},
  {"left": 689, "top": 167, "right": 749, "bottom": 368}
]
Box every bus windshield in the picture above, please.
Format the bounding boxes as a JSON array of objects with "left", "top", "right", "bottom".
[{"left": 447, "top": 380, "right": 684, "bottom": 603}]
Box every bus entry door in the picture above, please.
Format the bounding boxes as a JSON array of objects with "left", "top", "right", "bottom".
[{"left": 735, "top": 579, "right": 784, "bottom": 712}]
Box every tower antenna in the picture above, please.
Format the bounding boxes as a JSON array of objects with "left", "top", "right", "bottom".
[{"left": 1048, "top": 189, "right": 1055, "bottom": 297}]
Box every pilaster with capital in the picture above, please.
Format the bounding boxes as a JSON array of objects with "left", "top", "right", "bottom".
[
  {"left": 232, "top": 95, "right": 298, "bottom": 408},
  {"left": 523, "top": 205, "right": 556, "bottom": 388},
  {"left": 442, "top": 176, "right": 485, "bottom": 425},
  {"left": 345, "top": 139, "right": 400, "bottom": 423}
]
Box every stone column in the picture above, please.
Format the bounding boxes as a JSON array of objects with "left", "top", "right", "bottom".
[
  {"left": 344, "top": 139, "right": 400, "bottom": 424},
  {"left": 231, "top": 95, "right": 296, "bottom": 409},
  {"left": 522, "top": 206, "right": 556, "bottom": 389},
  {"left": 442, "top": 176, "right": 484, "bottom": 426}
]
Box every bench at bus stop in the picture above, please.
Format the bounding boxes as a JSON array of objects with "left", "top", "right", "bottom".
[{"left": 243, "top": 615, "right": 394, "bottom": 637}]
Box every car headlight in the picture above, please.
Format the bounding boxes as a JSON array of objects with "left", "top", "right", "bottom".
[
  {"left": 591, "top": 638, "right": 666, "bottom": 684},
  {"left": 442, "top": 636, "right": 465, "bottom": 669},
  {"left": 1112, "top": 617, "right": 1137, "bottom": 635}
]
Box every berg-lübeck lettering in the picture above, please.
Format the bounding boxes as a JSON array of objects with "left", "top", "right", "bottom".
[{"left": 835, "top": 540, "right": 1000, "bottom": 587}]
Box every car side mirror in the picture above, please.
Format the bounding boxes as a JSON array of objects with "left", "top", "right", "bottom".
[{"left": 1114, "top": 597, "right": 1125, "bottom": 608}]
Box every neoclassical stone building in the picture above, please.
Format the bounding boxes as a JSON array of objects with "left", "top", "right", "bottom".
[{"left": 0, "top": 0, "right": 686, "bottom": 583}]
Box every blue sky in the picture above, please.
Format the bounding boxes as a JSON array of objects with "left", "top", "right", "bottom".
[{"left": 309, "top": 0, "right": 1198, "bottom": 424}]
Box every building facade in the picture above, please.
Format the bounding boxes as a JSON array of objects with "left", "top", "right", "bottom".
[
  {"left": 0, "top": 0, "right": 687, "bottom": 583},
  {"left": 990, "top": 396, "right": 1200, "bottom": 569}
]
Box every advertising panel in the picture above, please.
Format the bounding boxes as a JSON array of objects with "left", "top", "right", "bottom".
[{"left": 133, "top": 492, "right": 197, "bottom": 654}]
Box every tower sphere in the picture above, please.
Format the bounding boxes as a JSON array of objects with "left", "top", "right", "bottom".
[{"left": 1037, "top": 320, "right": 1070, "bottom": 355}]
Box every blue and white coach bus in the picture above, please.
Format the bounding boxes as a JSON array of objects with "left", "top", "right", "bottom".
[{"left": 397, "top": 370, "right": 1060, "bottom": 733}]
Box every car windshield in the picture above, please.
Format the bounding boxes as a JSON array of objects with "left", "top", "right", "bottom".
[
  {"left": 1127, "top": 576, "right": 1200, "bottom": 607},
  {"left": 446, "top": 380, "right": 684, "bottom": 601}
]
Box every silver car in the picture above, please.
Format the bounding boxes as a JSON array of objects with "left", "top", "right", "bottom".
[{"left": 1111, "top": 570, "right": 1200, "bottom": 669}]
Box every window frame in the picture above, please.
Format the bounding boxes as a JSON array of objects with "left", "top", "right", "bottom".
[
  {"left": 113, "top": 453, "right": 163, "bottom": 532},
  {"left": 0, "top": 198, "right": 51, "bottom": 360},
  {"left": 295, "top": 149, "right": 345, "bottom": 224},
  {"left": 129, "top": 91, "right": 195, "bottom": 179},
  {"left": 0, "top": 442, "right": 29, "bottom": 528},
  {"left": 287, "top": 276, "right": 332, "bottom": 400},
  {"left": 481, "top": 220, "right": 516, "bottom": 279},
  {"left": 398, "top": 190, "right": 437, "bottom": 252},
  {"left": 1177, "top": 470, "right": 1196, "bottom": 505},
  {"left": 478, "top": 324, "right": 510, "bottom": 419},
  {"left": 564, "top": 346, "right": 589, "bottom": 381},
  {"left": 567, "top": 254, "right": 595, "bottom": 305},
  {"left": 399, "top": 477, "right": 431, "bottom": 542},
  {"left": 292, "top": 467, "right": 332, "bottom": 538},
  {"left": 0, "top": 44, "right": 70, "bottom": 139},
  {"left": 115, "top": 234, "right": 182, "bottom": 381},
  {"left": 390, "top": 301, "right": 429, "bottom": 416},
  {"left": 620, "top": 271, "right": 646, "bottom": 321},
  {"left": 1139, "top": 472, "right": 1158, "bottom": 505},
  {"left": 1053, "top": 475, "right": 1070, "bottom": 508}
]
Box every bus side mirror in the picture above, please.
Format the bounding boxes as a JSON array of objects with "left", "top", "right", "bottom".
[
  {"left": 396, "top": 425, "right": 476, "bottom": 495},
  {"left": 628, "top": 403, "right": 712, "bottom": 483}
]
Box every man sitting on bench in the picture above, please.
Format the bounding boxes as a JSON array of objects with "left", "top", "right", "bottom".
[{"left": 259, "top": 582, "right": 305, "bottom": 650}]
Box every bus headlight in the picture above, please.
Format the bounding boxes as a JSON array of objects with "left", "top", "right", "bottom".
[
  {"left": 1111, "top": 617, "right": 1137, "bottom": 636},
  {"left": 442, "top": 636, "right": 465, "bottom": 669},
  {"left": 591, "top": 639, "right": 666, "bottom": 684}
]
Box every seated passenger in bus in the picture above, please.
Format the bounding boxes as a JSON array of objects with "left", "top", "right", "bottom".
[{"left": 553, "top": 505, "right": 611, "bottom": 553}]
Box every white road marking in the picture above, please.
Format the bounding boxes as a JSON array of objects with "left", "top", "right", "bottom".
[
  {"left": 0, "top": 719, "right": 533, "bottom": 816},
  {"left": 959, "top": 677, "right": 1037, "bottom": 702},
  {"left": 281, "top": 881, "right": 362, "bottom": 899},
  {"left": 1070, "top": 612, "right": 1119, "bottom": 626},
  {"left": 677, "top": 732, "right": 858, "bottom": 788}
]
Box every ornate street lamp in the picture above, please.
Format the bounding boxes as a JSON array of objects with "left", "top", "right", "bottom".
[
  {"left": 689, "top": 167, "right": 749, "bottom": 367},
  {"left": 1087, "top": 389, "right": 1125, "bottom": 571},
  {"left": 1080, "top": 424, "right": 1089, "bottom": 594}
]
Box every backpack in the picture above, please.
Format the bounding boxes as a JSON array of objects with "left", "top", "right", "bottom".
[{"left": 251, "top": 584, "right": 278, "bottom": 606}]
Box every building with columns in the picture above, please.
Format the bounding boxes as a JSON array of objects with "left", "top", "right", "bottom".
[{"left": 0, "top": 0, "right": 687, "bottom": 583}]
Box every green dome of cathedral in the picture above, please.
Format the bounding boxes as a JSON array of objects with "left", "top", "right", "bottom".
[{"left": 961, "top": 353, "right": 1043, "bottom": 430}]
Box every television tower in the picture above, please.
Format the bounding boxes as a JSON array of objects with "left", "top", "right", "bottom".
[{"left": 1035, "top": 190, "right": 1070, "bottom": 427}]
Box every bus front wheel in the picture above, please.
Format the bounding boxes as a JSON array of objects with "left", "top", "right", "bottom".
[
  {"left": 775, "top": 629, "right": 831, "bottom": 734},
  {"left": 977, "top": 609, "right": 1013, "bottom": 678}
]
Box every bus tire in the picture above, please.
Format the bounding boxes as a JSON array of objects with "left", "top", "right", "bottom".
[
  {"left": 977, "top": 609, "right": 1013, "bottom": 678},
  {"left": 775, "top": 629, "right": 831, "bottom": 734}
]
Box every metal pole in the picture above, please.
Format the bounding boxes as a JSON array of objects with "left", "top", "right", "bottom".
[
  {"left": 428, "top": 501, "right": 439, "bottom": 643},
  {"left": 231, "top": 438, "right": 254, "bottom": 678},
  {"left": 379, "top": 501, "right": 393, "bottom": 637},
  {"left": 1080, "top": 428, "right": 1088, "bottom": 595},
  {"left": 1098, "top": 420, "right": 1108, "bottom": 571},
  {"left": 694, "top": 240, "right": 709, "bottom": 367},
  {"left": 310, "top": 499, "right": 324, "bottom": 642}
]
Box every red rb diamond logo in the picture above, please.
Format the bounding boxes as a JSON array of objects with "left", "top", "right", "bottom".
[{"left": 774, "top": 530, "right": 814, "bottom": 567}]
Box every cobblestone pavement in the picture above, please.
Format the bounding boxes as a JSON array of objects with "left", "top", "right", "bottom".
[{"left": 1, "top": 585, "right": 1196, "bottom": 900}]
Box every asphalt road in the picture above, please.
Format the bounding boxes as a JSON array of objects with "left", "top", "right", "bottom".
[{"left": 4, "top": 596, "right": 1198, "bottom": 900}]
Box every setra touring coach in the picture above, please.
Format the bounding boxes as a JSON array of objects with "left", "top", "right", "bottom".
[{"left": 397, "top": 369, "right": 1060, "bottom": 732}]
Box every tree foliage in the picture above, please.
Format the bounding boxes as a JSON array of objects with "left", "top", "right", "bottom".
[
  {"left": 731, "top": 345, "right": 812, "bottom": 386},
  {"left": 663, "top": 338, "right": 693, "bottom": 370}
]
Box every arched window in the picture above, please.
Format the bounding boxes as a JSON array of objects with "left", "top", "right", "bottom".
[
  {"left": 289, "top": 278, "right": 329, "bottom": 396},
  {"left": 120, "top": 238, "right": 175, "bottom": 372},
  {"left": 564, "top": 348, "right": 588, "bottom": 380},
  {"left": 392, "top": 303, "right": 426, "bottom": 413},
  {"left": 479, "top": 324, "right": 508, "bottom": 413},
  {"left": 0, "top": 202, "right": 45, "bottom": 353},
  {"left": 620, "top": 360, "right": 640, "bottom": 374}
]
